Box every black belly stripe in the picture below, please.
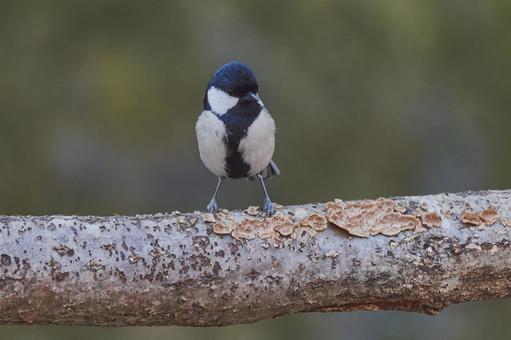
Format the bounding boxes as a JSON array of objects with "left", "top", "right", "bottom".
[
  {"left": 224, "top": 147, "right": 250, "bottom": 179},
  {"left": 217, "top": 102, "right": 261, "bottom": 178}
]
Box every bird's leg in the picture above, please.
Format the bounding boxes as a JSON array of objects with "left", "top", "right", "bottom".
[
  {"left": 257, "top": 174, "right": 274, "bottom": 216},
  {"left": 207, "top": 177, "right": 224, "bottom": 213}
]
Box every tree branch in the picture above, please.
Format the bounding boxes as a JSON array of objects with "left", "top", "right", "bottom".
[{"left": 1, "top": 189, "right": 511, "bottom": 326}]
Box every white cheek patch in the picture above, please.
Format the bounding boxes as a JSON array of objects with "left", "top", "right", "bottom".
[{"left": 207, "top": 86, "right": 238, "bottom": 115}]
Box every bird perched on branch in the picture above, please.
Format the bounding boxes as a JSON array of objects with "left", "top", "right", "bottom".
[{"left": 196, "top": 62, "right": 279, "bottom": 216}]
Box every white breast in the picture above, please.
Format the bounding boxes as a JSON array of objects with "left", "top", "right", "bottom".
[
  {"left": 195, "top": 110, "right": 227, "bottom": 177},
  {"left": 238, "top": 108, "right": 276, "bottom": 176}
]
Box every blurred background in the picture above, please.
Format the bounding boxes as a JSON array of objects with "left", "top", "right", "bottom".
[{"left": 1, "top": 1, "right": 511, "bottom": 339}]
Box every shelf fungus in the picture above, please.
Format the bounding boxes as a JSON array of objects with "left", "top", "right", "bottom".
[
  {"left": 479, "top": 207, "right": 498, "bottom": 226},
  {"left": 208, "top": 194, "right": 505, "bottom": 241},
  {"left": 272, "top": 214, "right": 295, "bottom": 236},
  {"left": 231, "top": 218, "right": 259, "bottom": 240},
  {"left": 301, "top": 213, "right": 328, "bottom": 231},
  {"left": 245, "top": 206, "right": 260, "bottom": 216},
  {"left": 420, "top": 212, "right": 442, "bottom": 228},
  {"left": 202, "top": 213, "right": 216, "bottom": 224},
  {"left": 211, "top": 209, "right": 328, "bottom": 241},
  {"left": 461, "top": 210, "right": 482, "bottom": 226},
  {"left": 212, "top": 220, "right": 234, "bottom": 235},
  {"left": 502, "top": 218, "right": 511, "bottom": 227},
  {"left": 325, "top": 198, "right": 421, "bottom": 237},
  {"left": 461, "top": 207, "right": 499, "bottom": 227}
]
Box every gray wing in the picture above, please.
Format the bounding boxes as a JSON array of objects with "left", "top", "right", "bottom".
[{"left": 249, "top": 160, "right": 280, "bottom": 181}]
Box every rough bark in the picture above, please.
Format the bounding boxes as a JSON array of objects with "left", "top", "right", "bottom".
[{"left": 1, "top": 189, "right": 511, "bottom": 326}]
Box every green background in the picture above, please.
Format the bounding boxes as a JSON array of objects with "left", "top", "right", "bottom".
[{"left": 1, "top": 1, "right": 511, "bottom": 339}]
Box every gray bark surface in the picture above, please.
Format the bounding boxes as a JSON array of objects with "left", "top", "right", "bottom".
[{"left": 1, "top": 189, "right": 510, "bottom": 326}]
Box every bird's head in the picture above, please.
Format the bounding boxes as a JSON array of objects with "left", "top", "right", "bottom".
[{"left": 204, "top": 61, "right": 261, "bottom": 114}]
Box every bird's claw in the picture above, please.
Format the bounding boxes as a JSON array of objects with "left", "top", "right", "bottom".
[
  {"left": 261, "top": 197, "right": 274, "bottom": 217},
  {"left": 207, "top": 199, "right": 219, "bottom": 213}
]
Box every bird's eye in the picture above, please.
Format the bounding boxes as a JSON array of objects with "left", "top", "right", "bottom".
[{"left": 227, "top": 88, "right": 234, "bottom": 95}]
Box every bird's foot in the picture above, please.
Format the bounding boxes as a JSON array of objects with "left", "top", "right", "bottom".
[
  {"left": 261, "top": 197, "right": 274, "bottom": 217},
  {"left": 207, "top": 199, "right": 219, "bottom": 213}
]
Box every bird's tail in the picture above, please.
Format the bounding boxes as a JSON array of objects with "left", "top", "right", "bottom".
[{"left": 250, "top": 160, "right": 280, "bottom": 181}]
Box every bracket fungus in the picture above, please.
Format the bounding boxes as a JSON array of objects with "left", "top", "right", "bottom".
[{"left": 325, "top": 198, "right": 421, "bottom": 237}]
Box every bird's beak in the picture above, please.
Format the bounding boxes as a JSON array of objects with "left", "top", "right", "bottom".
[{"left": 241, "top": 92, "right": 259, "bottom": 103}]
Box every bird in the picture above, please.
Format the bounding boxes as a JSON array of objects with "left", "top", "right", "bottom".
[{"left": 195, "top": 61, "right": 280, "bottom": 216}]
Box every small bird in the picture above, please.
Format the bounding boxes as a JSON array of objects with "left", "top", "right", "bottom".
[{"left": 196, "top": 62, "right": 279, "bottom": 215}]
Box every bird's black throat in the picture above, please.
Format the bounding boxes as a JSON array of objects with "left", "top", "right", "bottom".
[{"left": 216, "top": 101, "right": 261, "bottom": 178}]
